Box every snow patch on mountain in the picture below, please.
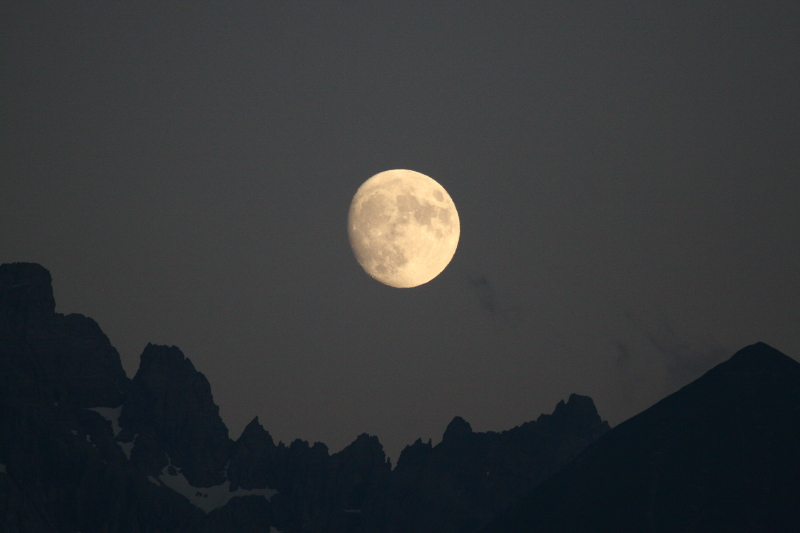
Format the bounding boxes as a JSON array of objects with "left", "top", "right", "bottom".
[
  {"left": 151, "top": 456, "right": 277, "bottom": 513},
  {"left": 88, "top": 406, "right": 123, "bottom": 437},
  {"left": 118, "top": 435, "right": 137, "bottom": 460}
]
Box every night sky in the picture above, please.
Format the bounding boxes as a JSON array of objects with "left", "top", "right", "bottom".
[{"left": 2, "top": 1, "right": 799, "bottom": 461}]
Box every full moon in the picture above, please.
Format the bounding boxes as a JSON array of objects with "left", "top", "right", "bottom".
[{"left": 348, "top": 169, "right": 460, "bottom": 288}]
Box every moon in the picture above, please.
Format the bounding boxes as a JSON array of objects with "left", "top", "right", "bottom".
[{"left": 348, "top": 169, "right": 460, "bottom": 288}]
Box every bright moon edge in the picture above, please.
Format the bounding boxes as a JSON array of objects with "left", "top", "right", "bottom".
[{"left": 348, "top": 169, "right": 460, "bottom": 288}]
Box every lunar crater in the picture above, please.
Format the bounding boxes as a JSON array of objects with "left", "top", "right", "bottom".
[{"left": 348, "top": 169, "right": 459, "bottom": 288}]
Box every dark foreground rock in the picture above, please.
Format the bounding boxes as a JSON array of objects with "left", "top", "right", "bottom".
[
  {"left": 0, "top": 263, "right": 609, "bottom": 532},
  {"left": 482, "top": 342, "right": 800, "bottom": 533}
]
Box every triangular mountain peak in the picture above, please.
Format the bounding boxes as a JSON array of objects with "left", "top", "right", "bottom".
[
  {"left": 482, "top": 343, "right": 800, "bottom": 532},
  {"left": 721, "top": 341, "right": 798, "bottom": 370},
  {"left": 442, "top": 416, "right": 473, "bottom": 443}
]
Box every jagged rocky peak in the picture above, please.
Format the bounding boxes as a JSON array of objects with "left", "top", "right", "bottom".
[
  {"left": 121, "top": 343, "right": 231, "bottom": 487},
  {"left": 394, "top": 437, "right": 434, "bottom": 469},
  {"left": 329, "top": 434, "right": 392, "bottom": 512},
  {"left": 332, "top": 433, "right": 389, "bottom": 469},
  {"left": 0, "top": 263, "right": 619, "bottom": 533},
  {"left": 0, "top": 262, "right": 128, "bottom": 408},
  {"left": 228, "top": 416, "right": 277, "bottom": 490},
  {"left": 442, "top": 416, "right": 473, "bottom": 443},
  {"left": 536, "top": 393, "right": 611, "bottom": 435},
  {"left": 239, "top": 416, "right": 276, "bottom": 445},
  {"left": 381, "top": 397, "right": 612, "bottom": 533}
]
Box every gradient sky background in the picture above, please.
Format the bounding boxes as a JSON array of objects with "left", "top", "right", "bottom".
[{"left": 2, "top": 1, "right": 799, "bottom": 461}]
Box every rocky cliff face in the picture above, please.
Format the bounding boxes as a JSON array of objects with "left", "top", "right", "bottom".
[
  {"left": 0, "top": 263, "right": 128, "bottom": 409},
  {"left": 0, "top": 263, "right": 610, "bottom": 532},
  {"left": 120, "top": 343, "right": 232, "bottom": 487},
  {"left": 0, "top": 263, "right": 206, "bottom": 533}
]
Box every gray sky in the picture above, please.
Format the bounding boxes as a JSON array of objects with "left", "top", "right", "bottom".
[{"left": 2, "top": 1, "right": 799, "bottom": 461}]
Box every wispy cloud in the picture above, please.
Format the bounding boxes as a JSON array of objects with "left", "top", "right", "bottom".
[
  {"left": 468, "top": 275, "right": 524, "bottom": 329},
  {"left": 613, "top": 312, "right": 732, "bottom": 406}
]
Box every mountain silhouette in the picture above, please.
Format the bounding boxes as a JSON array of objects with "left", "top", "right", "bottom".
[
  {"left": 481, "top": 341, "right": 800, "bottom": 533},
  {"left": 0, "top": 263, "right": 609, "bottom": 532},
  {"left": 371, "top": 394, "right": 609, "bottom": 532}
]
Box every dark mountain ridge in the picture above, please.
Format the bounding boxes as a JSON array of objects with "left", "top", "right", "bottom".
[
  {"left": 0, "top": 263, "right": 610, "bottom": 532},
  {"left": 482, "top": 341, "right": 800, "bottom": 532}
]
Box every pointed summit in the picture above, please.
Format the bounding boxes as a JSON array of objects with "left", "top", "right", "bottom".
[
  {"left": 442, "top": 416, "right": 473, "bottom": 443},
  {"left": 715, "top": 341, "right": 797, "bottom": 375},
  {"left": 121, "top": 344, "right": 231, "bottom": 487},
  {"left": 228, "top": 416, "right": 277, "bottom": 491},
  {"left": 239, "top": 416, "right": 272, "bottom": 441}
]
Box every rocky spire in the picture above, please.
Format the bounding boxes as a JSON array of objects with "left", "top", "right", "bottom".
[
  {"left": 442, "top": 416, "right": 473, "bottom": 443},
  {"left": 121, "top": 343, "right": 231, "bottom": 487}
]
